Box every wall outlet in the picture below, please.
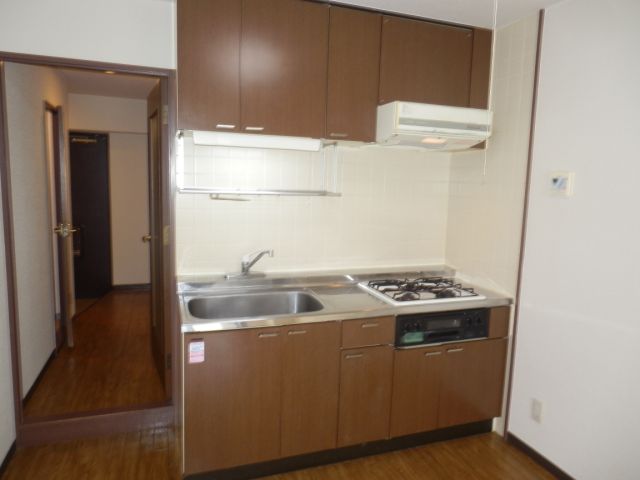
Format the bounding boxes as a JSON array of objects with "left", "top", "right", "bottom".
[{"left": 531, "top": 398, "right": 543, "bottom": 423}]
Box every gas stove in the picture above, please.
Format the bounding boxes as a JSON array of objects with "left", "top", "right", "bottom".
[{"left": 358, "top": 276, "right": 486, "bottom": 306}]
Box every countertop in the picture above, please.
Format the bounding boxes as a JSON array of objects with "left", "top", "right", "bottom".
[{"left": 179, "top": 267, "right": 512, "bottom": 333}]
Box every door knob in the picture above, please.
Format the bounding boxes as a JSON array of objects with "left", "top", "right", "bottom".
[
  {"left": 142, "top": 234, "right": 152, "bottom": 243},
  {"left": 53, "top": 223, "right": 78, "bottom": 238}
]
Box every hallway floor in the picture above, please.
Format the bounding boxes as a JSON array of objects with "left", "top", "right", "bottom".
[
  {"left": 0, "top": 432, "right": 553, "bottom": 480},
  {"left": 23, "top": 290, "right": 165, "bottom": 419}
]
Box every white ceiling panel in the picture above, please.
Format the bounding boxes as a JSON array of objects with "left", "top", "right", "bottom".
[{"left": 60, "top": 69, "right": 158, "bottom": 100}]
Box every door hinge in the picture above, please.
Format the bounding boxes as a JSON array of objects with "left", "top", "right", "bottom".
[
  {"left": 166, "top": 353, "right": 172, "bottom": 370},
  {"left": 161, "top": 105, "right": 168, "bottom": 125}
]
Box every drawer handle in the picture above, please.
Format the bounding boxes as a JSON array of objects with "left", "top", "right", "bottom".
[
  {"left": 245, "top": 126, "right": 265, "bottom": 132},
  {"left": 447, "top": 347, "right": 464, "bottom": 354},
  {"left": 361, "top": 322, "right": 379, "bottom": 329},
  {"left": 288, "top": 330, "right": 307, "bottom": 336},
  {"left": 424, "top": 351, "right": 442, "bottom": 357},
  {"left": 216, "top": 124, "right": 236, "bottom": 129},
  {"left": 258, "top": 332, "right": 279, "bottom": 339},
  {"left": 329, "top": 133, "right": 348, "bottom": 138},
  {"left": 345, "top": 353, "right": 364, "bottom": 360}
]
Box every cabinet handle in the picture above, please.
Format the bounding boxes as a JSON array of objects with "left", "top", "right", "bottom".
[
  {"left": 344, "top": 353, "right": 364, "bottom": 360},
  {"left": 258, "top": 332, "right": 279, "bottom": 339},
  {"left": 287, "top": 330, "right": 307, "bottom": 336},
  {"left": 446, "top": 347, "right": 464, "bottom": 354},
  {"left": 244, "top": 126, "right": 265, "bottom": 132},
  {"left": 216, "top": 124, "right": 236, "bottom": 129},
  {"left": 329, "top": 133, "right": 348, "bottom": 138},
  {"left": 424, "top": 351, "right": 442, "bottom": 357},
  {"left": 361, "top": 322, "right": 379, "bottom": 329}
]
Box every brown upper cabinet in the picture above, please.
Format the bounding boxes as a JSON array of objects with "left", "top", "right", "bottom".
[
  {"left": 177, "top": 0, "right": 241, "bottom": 131},
  {"left": 241, "top": 0, "right": 329, "bottom": 138},
  {"left": 326, "top": 7, "right": 382, "bottom": 142},
  {"left": 177, "top": 1, "right": 492, "bottom": 137},
  {"left": 379, "top": 16, "right": 491, "bottom": 108}
]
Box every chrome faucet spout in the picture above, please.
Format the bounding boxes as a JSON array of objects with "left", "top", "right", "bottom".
[{"left": 241, "top": 249, "right": 274, "bottom": 275}]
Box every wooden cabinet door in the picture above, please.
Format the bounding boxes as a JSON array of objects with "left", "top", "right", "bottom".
[
  {"left": 177, "top": 0, "right": 241, "bottom": 131},
  {"left": 469, "top": 28, "right": 492, "bottom": 109},
  {"left": 337, "top": 345, "right": 394, "bottom": 447},
  {"left": 281, "top": 322, "right": 340, "bottom": 457},
  {"left": 326, "top": 7, "right": 381, "bottom": 142},
  {"left": 379, "top": 16, "right": 474, "bottom": 107},
  {"left": 438, "top": 338, "right": 508, "bottom": 428},
  {"left": 241, "top": 0, "right": 329, "bottom": 138},
  {"left": 183, "top": 329, "right": 283, "bottom": 474},
  {"left": 390, "top": 346, "right": 443, "bottom": 438}
]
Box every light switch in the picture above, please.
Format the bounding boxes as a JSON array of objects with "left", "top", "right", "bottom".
[{"left": 550, "top": 171, "right": 575, "bottom": 197}]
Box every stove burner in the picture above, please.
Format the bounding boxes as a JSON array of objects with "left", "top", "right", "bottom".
[
  {"left": 365, "top": 276, "right": 480, "bottom": 303},
  {"left": 392, "top": 291, "right": 420, "bottom": 302}
]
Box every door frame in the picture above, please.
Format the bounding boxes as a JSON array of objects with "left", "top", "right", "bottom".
[{"left": 0, "top": 51, "right": 178, "bottom": 446}]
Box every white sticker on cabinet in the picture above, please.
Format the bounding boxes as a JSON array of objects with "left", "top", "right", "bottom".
[{"left": 188, "top": 340, "right": 205, "bottom": 364}]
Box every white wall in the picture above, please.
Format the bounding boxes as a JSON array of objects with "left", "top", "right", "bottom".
[
  {"left": 509, "top": 1, "right": 640, "bottom": 478},
  {"left": 109, "top": 134, "right": 151, "bottom": 285},
  {"left": 0, "top": 180, "right": 16, "bottom": 468},
  {"left": 176, "top": 143, "right": 451, "bottom": 275},
  {"left": 0, "top": 0, "right": 176, "bottom": 69},
  {"left": 447, "top": 14, "right": 538, "bottom": 296},
  {"left": 4, "top": 63, "right": 65, "bottom": 396},
  {"left": 68, "top": 94, "right": 151, "bottom": 286}
]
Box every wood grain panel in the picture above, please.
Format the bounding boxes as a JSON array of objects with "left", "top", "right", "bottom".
[
  {"left": 337, "top": 345, "right": 393, "bottom": 447},
  {"left": 469, "top": 28, "right": 493, "bottom": 109},
  {"left": 438, "top": 338, "right": 508, "bottom": 428},
  {"left": 489, "top": 306, "right": 510, "bottom": 339},
  {"left": 379, "top": 16, "right": 473, "bottom": 107},
  {"left": 326, "top": 7, "right": 381, "bottom": 142},
  {"left": 241, "top": 0, "right": 329, "bottom": 137},
  {"left": 184, "top": 328, "right": 283, "bottom": 474},
  {"left": 281, "top": 322, "right": 340, "bottom": 457},
  {"left": 177, "top": 0, "right": 241, "bottom": 131},
  {"left": 341, "top": 316, "right": 395, "bottom": 348},
  {"left": 390, "top": 345, "right": 442, "bottom": 438}
]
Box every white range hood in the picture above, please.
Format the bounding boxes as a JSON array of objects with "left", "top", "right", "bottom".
[{"left": 376, "top": 101, "right": 493, "bottom": 151}]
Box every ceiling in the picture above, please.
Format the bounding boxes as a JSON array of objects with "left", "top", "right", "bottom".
[
  {"left": 335, "top": 0, "right": 563, "bottom": 28},
  {"left": 59, "top": 69, "right": 158, "bottom": 100}
]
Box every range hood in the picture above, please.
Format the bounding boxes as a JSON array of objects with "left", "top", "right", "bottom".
[{"left": 376, "top": 102, "right": 493, "bottom": 151}]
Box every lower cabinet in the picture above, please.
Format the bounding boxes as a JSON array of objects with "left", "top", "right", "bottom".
[
  {"left": 438, "top": 338, "right": 508, "bottom": 428},
  {"left": 390, "top": 338, "right": 508, "bottom": 437},
  {"left": 337, "top": 345, "right": 394, "bottom": 447},
  {"left": 184, "top": 322, "right": 340, "bottom": 475}
]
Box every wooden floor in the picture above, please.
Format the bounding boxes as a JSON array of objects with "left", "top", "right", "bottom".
[
  {"left": 1, "top": 432, "right": 554, "bottom": 480},
  {"left": 23, "top": 291, "right": 165, "bottom": 419}
]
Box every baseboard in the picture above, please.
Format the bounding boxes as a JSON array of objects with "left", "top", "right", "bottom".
[
  {"left": 22, "top": 349, "right": 56, "bottom": 408},
  {"left": 506, "top": 432, "right": 574, "bottom": 480},
  {"left": 112, "top": 283, "right": 151, "bottom": 291},
  {"left": 186, "top": 420, "right": 492, "bottom": 479},
  {"left": 0, "top": 441, "right": 16, "bottom": 477}
]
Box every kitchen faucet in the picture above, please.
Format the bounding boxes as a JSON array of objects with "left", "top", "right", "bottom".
[
  {"left": 225, "top": 249, "right": 274, "bottom": 279},
  {"left": 241, "top": 249, "right": 274, "bottom": 275}
]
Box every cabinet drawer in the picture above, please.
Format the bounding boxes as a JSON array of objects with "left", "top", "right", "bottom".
[{"left": 341, "top": 316, "right": 395, "bottom": 348}]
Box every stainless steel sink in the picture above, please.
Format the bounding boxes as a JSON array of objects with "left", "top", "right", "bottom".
[{"left": 186, "top": 291, "right": 324, "bottom": 320}]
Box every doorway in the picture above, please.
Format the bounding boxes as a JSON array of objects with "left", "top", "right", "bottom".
[{"left": 0, "top": 57, "right": 176, "bottom": 441}]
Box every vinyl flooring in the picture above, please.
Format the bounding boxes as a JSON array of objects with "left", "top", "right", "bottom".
[
  {"left": 1, "top": 432, "right": 555, "bottom": 480},
  {"left": 23, "top": 290, "right": 165, "bottom": 419}
]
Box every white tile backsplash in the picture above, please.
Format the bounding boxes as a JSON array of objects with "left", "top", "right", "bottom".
[{"left": 176, "top": 143, "right": 451, "bottom": 275}]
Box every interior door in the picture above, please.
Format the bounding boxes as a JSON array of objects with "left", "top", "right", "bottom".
[
  {"left": 47, "top": 106, "right": 76, "bottom": 347},
  {"left": 147, "top": 82, "right": 166, "bottom": 389},
  {"left": 69, "top": 133, "right": 112, "bottom": 299}
]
